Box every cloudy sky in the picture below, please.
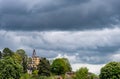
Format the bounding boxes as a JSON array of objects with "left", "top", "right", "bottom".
[{"left": 0, "top": 0, "right": 120, "bottom": 74}]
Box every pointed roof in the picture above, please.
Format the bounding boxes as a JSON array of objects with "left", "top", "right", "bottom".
[{"left": 32, "top": 49, "right": 36, "bottom": 57}]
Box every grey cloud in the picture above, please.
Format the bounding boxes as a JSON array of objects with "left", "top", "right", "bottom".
[
  {"left": 0, "top": 28, "right": 120, "bottom": 64},
  {"left": 0, "top": 0, "right": 28, "bottom": 14},
  {"left": 0, "top": 0, "right": 120, "bottom": 31},
  {"left": 30, "top": 0, "right": 89, "bottom": 13}
]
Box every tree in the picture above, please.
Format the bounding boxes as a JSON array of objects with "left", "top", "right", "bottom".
[
  {"left": 2, "top": 48, "right": 14, "bottom": 57},
  {"left": 16, "top": 49, "right": 27, "bottom": 73},
  {"left": 75, "top": 67, "right": 88, "bottom": 79},
  {"left": 62, "top": 58, "right": 72, "bottom": 72},
  {"left": 51, "top": 58, "right": 71, "bottom": 75},
  {"left": 16, "top": 49, "right": 26, "bottom": 58},
  {"left": 0, "top": 57, "right": 23, "bottom": 79},
  {"left": 22, "top": 56, "right": 28, "bottom": 73},
  {"left": 38, "top": 57, "right": 51, "bottom": 76},
  {"left": 99, "top": 62, "right": 120, "bottom": 79},
  {"left": 12, "top": 53, "right": 22, "bottom": 64},
  {"left": 28, "top": 57, "right": 32, "bottom": 63}
]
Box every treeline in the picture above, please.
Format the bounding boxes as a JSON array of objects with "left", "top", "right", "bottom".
[
  {"left": 0, "top": 48, "right": 120, "bottom": 79},
  {"left": 0, "top": 48, "right": 72, "bottom": 79}
]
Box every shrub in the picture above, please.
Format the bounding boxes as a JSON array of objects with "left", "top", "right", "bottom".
[
  {"left": 32, "top": 70, "right": 39, "bottom": 76},
  {"left": 20, "top": 73, "right": 30, "bottom": 79},
  {"left": 74, "top": 67, "right": 88, "bottom": 79}
]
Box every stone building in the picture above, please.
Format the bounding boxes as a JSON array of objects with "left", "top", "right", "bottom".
[
  {"left": 32, "top": 49, "right": 40, "bottom": 68},
  {"left": 28, "top": 49, "right": 40, "bottom": 69}
]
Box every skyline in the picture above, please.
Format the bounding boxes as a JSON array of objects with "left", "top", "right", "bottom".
[{"left": 0, "top": 0, "right": 120, "bottom": 74}]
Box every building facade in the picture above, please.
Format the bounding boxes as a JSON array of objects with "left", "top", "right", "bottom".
[{"left": 28, "top": 49, "right": 40, "bottom": 69}]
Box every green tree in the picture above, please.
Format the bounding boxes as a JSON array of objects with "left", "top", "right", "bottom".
[
  {"left": 51, "top": 58, "right": 71, "bottom": 75},
  {"left": 12, "top": 53, "right": 22, "bottom": 64},
  {"left": 22, "top": 56, "right": 28, "bottom": 73},
  {"left": 0, "top": 57, "right": 23, "bottom": 79},
  {"left": 16, "top": 49, "right": 28, "bottom": 73},
  {"left": 75, "top": 67, "right": 88, "bottom": 79},
  {"left": 2, "top": 48, "right": 14, "bottom": 57},
  {"left": 16, "top": 49, "right": 26, "bottom": 58},
  {"left": 38, "top": 57, "right": 51, "bottom": 76},
  {"left": 99, "top": 62, "right": 120, "bottom": 79},
  {"left": 27, "top": 57, "right": 32, "bottom": 63},
  {"left": 62, "top": 58, "right": 72, "bottom": 72}
]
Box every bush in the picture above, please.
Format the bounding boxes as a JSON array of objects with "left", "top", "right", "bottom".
[
  {"left": 20, "top": 73, "right": 30, "bottom": 79},
  {"left": 74, "top": 67, "right": 88, "bottom": 79},
  {"left": 32, "top": 70, "right": 39, "bottom": 77},
  {"left": 99, "top": 62, "right": 120, "bottom": 79}
]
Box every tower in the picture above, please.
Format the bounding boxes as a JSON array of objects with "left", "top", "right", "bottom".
[
  {"left": 32, "top": 49, "right": 36, "bottom": 57},
  {"left": 31, "top": 49, "right": 40, "bottom": 69}
]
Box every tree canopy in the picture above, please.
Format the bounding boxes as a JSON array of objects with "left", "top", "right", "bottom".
[
  {"left": 16, "top": 49, "right": 26, "bottom": 58},
  {"left": 12, "top": 53, "right": 22, "bottom": 64},
  {"left": 38, "top": 57, "right": 51, "bottom": 76},
  {"left": 0, "top": 57, "right": 23, "bottom": 79},
  {"left": 99, "top": 62, "right": 120, "bottom": 79},
  {"left": 51, "top": 58, "right": 71, "bottom": 75},
  {"left": 62, "top": 58, "right": 72, "bottom": 72},
  {"left": 2, "top": 48, "right": 14, "bottom": 57},
  {"left": 16, "top": 49, "right": 28, "bottom": 73},
  {"left": 75, "top": 67, "right": 88, "bottom": 79}
]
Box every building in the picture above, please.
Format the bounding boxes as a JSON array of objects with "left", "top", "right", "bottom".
[
  {"left": 28, "top": 49, "right": 40, "bottom": 69},
  {"left": 32, "top": 49, "right": 40, "bottom": 68}
]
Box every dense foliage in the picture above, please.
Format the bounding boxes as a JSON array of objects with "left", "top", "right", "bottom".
[
  {"left": 62, "top": 58, "right": 72, "bottom": 72},
  {"left": 38, "top": 57, "right": 51, "bottom": 76},
  {"left": 16, "top": 49, "right": 28, "bottom": 73},
  {"left": 3, "top": 48, "right": 14, "bottom": 57},
  {"left": 74, "top": 67, "right": 88, "bottom": 79},
  {"left": 51, "top": 58, "right": 71, "bottom": 75},
  {"left": 0, "top": 57, "right": 23, "bottom": 79},
  {"left": 99, "top": 62, "right": 120, "bottom": 79}
]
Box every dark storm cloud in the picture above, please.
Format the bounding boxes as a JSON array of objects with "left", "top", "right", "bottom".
[
  {"left": 30, "top": 0, "right": 89, "bottom": 13},
  {"left": 0, "top": 0, "right": 120, "bottom": 31}
]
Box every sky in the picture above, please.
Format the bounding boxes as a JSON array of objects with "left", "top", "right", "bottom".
[{"left": 0, "top": 0, "right": 120, "bottom": 74}]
